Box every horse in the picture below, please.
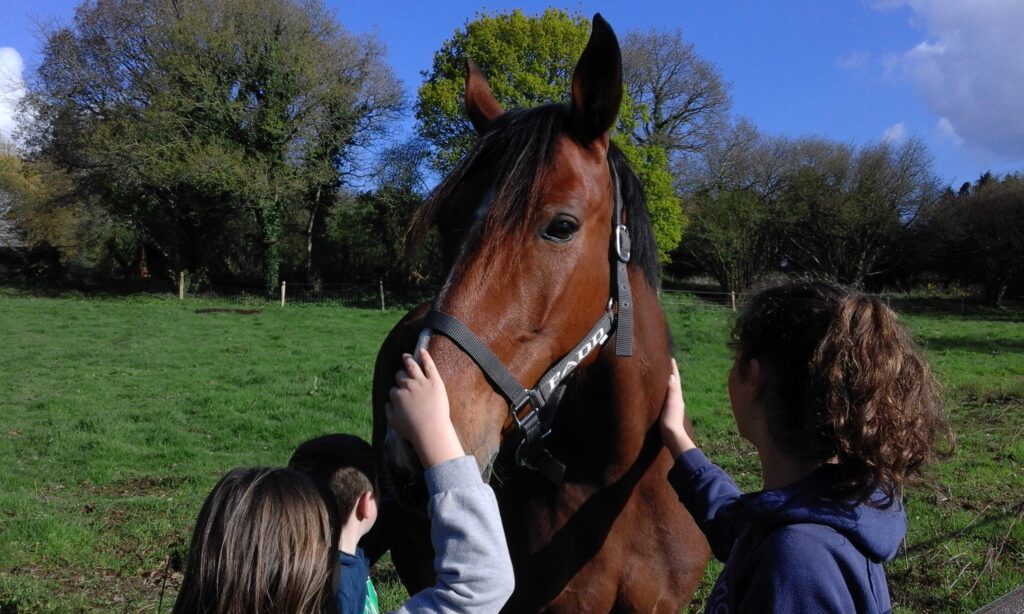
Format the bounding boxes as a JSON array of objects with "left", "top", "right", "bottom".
[{"left": 371, "top": 15, "right": 710, "bottom": 612}]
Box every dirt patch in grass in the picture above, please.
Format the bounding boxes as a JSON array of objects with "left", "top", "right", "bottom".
[
  {"left": 194, "top": 307, "right": 262, "bottom": 315},
  {"left": 83, "top": 475, "right": 196, "bottom": 499},
  {"left": 6, "top": 552, "right": 184, "bottom": 612}
]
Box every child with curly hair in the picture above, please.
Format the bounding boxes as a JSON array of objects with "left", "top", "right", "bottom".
[{"left": 659, "top": 280, "right": 953, "bottom": 613}]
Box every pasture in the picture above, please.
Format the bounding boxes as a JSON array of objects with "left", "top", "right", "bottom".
[{"left": 0, "top": 289, "right": 1022, "bottom": 613}]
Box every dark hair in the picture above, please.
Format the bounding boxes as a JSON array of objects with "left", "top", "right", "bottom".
[
  {"left": 289, "top": 434, "right": 376, "bottom": 522},
  {"left": 173, "top": 467, "right": 339, "bottom": 614},
  {"left": 733, "top": 279, "right": 953, "bottom": 505}
]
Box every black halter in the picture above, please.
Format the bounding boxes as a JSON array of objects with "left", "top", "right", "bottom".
[{"left": 417, "top": 162, "right": 633, "bottom": 483}]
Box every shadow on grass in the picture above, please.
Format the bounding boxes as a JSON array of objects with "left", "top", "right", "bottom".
[
  {"left": 918, "top": 335, "right": 1024, "bottom": 355},
  {"left": 901, "top": 500, "right": 1024, "bottom": 559},
  {"left": 890, "top": 297, "right": 1024, "bottom": 323}
]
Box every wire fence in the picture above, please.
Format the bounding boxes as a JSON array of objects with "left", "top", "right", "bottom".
[
  {"left": 661, "top": 288, "right": 1024, "bottom": 315},
  {"left": 174, "top": 274, "right": 1024, "bottom": 316},
  {"left": 180, "top": 275, "right": 434, "bottom": 310},
  {"left": 660, "top": 289, "right": 741, "bottom": 312}
]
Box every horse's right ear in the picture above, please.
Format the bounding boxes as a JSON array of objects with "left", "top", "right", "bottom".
[
  {"left": 569, "top": 14, "right": 622, "bottom": 147},
  {"left": 465, "top": 60, "right": 504, "bottom": 134}
]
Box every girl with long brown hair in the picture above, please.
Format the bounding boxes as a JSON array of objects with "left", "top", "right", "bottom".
[
  {"left": 172, "top": 467, "right": 339, "bottom": 614},
  {"left": 659, "top": 279, "right": 953, "bottom": 612},
  {"left": 173, "top": 348, "right": 514, "bottom": 614}
]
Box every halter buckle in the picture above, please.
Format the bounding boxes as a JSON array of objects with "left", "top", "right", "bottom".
[
  {"left": 510, "top": 389, "right": 544, "bottom": 427},
  {"left": 615, "top": 224, "right": 631, "bottom": 263},
  {"left": 509, "top": 391, "right": 550, "bottom": 469}
]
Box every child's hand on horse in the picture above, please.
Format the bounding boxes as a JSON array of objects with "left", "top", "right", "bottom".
[
  {"left": 658, "top": 358, "right": 696, "bottom": 458},
  {"left": 387, "top": 349, "right": 465, "bottom": 468}
]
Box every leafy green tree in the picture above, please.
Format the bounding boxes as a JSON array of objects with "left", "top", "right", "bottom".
[
  {"left": 615, "top": 138, "right": 685, "bottom": 263},
  {"left": 680, "top": 188, "right": 774, "bottom": 292},
  {"left": 0, "top": 149, "right": 131, "bottom": 276},
  {"left": 416, "top": 9, "right": 591, "bottom": 174},
  {"left": 22, "top": 0, "right": 402, "bottom": 292},
  {"left": 0, "top": 149, "right": 29, "bottom": 247}
]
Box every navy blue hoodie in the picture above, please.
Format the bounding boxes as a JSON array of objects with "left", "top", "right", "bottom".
[
  {"left": 668, "top": 449, "right": 906, "bottom": 613},
  {"left": 336, "top": 548, "right": 372, "bottom": 614}
]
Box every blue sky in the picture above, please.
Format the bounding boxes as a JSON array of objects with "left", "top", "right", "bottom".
[{"left": 2, "top": 0, "right": 1023, "bottom": 188}]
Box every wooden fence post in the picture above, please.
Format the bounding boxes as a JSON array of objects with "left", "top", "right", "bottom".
[
  {"left": 178, "top": 271, "right": 185, "bottom": 300},
  {"left": 731, "top": 291, "right": 737, "bottom": 312},
  {"left": 379, "top": 279, "right": 385, "bottom": 311},
  {"left": 280, "top": 281, "right": 286, "bottom": 307}
]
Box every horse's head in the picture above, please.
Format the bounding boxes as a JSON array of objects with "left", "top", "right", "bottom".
[{"left": 389, "top": 15, "right": 659, "bottom": 481}]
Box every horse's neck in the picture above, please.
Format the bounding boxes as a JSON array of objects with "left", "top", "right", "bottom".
[{"left": 559, "top": 273, "right": 668, "bottom": 480}]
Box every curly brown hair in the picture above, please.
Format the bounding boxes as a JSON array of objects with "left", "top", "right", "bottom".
[{"left": 733, "top": 279, "right": 953, "bottom": 505}]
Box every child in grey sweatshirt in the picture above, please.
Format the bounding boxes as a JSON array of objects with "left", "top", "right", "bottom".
[{"left": 369, "top": 348, "right": 514, "bottom": 613}]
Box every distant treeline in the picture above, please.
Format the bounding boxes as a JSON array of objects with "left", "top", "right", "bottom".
[{"left": 0, "top": 2, "right": 1021, "bottom": 305}]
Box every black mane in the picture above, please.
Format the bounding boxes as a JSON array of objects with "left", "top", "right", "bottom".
[{"left": 408, "top": 104, "right": 659, "bottom": 287}]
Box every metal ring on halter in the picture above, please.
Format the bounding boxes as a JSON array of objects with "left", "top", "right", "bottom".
[
  {"left": 615, "top": 224, "right": 631, "bottom": 262},
  {"left": 510, "top": 390, "right": 544, "bottom": 428}
]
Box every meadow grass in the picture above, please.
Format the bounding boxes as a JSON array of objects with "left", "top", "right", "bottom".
[{"left": 1, "top": 290, "right": 1022, "bottom": 612}]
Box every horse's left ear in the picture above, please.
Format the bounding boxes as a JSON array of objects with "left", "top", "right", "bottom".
[
  {"left": 569, "top": 14, "right": 622, "bottom": 148},
  {"left": 465, "top": 59, "right": 505, "bottom": 134}
]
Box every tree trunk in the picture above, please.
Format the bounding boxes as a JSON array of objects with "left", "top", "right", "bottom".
[
  {"left": 253, "top": 203, "right": 282, "bottom": 296},
  {"left": 983, "top": 281, "right": 1008, "bottom": 308},
  {"left": 305, "top": 187, "right": 322, "bottom": 288}
]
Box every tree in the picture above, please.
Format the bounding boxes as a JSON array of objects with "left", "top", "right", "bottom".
[
  {"left": 681, "top": 187, "right": 774, "bottom": 292},
  {"left": 21, "top": 0, "right": 402, "bottom": 292},
  {"left": 774, "top": 138, "right": 938, "bottom": 285},
  {"left": 673, "top": 121, "right": 793, "bottom": 290},
  {"left": 615, "top": 138, "right": 685, "bottom": 263},
  {"left": 675, "top": 121, "right": 940, "bottom": 289},
  {"left": 923, "top": 173, "right": 1024, "bottom": 306},
  {"left": 621, "top": 29, "right": 730, "bottom": 157},
  {"left": 0, "top": 145, "right": 23, "bottom": 247},
  {"left": 0, "top": 148, "right": 133, "bottom": 276},
  {"left": 415, "top": 9, "right": 591, "bottom": 174}
]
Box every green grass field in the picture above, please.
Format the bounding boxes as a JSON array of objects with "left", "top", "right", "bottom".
[{"left": 1, "top": 290, "right": 1022, "bottom": 612}]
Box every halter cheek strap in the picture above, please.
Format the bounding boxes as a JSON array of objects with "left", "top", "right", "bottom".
[
  {"left": 415, "top": 161, "right": 633, "bottom": 483},
  {"left": 611, "top": 163, "right": 633, "bottom": 357}
]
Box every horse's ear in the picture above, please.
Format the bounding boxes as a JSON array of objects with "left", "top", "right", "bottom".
[
  {"left": 569, "top": 14, "right": 622, "bottom": 147},
  {"left": 465, "top": 59, "right": 504, "bottom": 134}
]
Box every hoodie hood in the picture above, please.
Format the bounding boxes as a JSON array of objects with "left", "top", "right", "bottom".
[{"left": 734, "top": 465, "right": 907, "bottom": 562}]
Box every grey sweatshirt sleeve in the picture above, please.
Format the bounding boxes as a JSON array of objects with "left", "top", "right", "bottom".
[{"left": 394, "top": 455, "right": 514, "bottom": 613}]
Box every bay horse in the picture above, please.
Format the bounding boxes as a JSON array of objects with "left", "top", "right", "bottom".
[{"left": 371, "top": 15, "right": 709, "bottom": 612}]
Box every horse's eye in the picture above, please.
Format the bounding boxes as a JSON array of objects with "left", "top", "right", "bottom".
[{"left": 541, "top": 216, "right": 579, "bottom": 242}]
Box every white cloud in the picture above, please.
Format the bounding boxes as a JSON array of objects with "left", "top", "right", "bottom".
[
  {"left": 882, "top": 122, "right": 907, "bottom": 144},
  {"left": 935, "top": 117, "right": 963, "bottom": 146},
  {"left": 0, "top": 47, "right": 26, "bottom": 143},
  {"left": 878, "top": 1, "right": 1024, "bottom": 157},
  {"left": 837, "top": 50, "right": 870, "bottom": 71}
]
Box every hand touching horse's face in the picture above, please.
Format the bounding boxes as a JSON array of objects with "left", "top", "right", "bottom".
[{"left": 394, "top": 17, "right": 625, "bottom": 477}]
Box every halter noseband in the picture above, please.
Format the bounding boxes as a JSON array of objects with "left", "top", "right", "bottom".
[{"left": 415, "top": 162, "right": 633, "bottom": 483}]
